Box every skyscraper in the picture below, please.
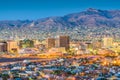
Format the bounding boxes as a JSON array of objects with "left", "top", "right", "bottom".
[
  {"left": 0, "top": 42, "right": 7, "bottom": 52},
  {"left": 7, "top": 40, "right": 19, "bottom": 53},
  {"left": 56, "top": 36, "right": 69, "bottom": 50},
  {"left": 103, "top": 37, "right": 113, "bottom": 48},
  {"left": 46, "top": 38, "right": 55, "bottom": 49}
]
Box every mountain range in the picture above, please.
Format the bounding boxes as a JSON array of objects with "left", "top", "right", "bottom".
[{"left": 1, "top": 8, "right": 120, "bottom": 32}]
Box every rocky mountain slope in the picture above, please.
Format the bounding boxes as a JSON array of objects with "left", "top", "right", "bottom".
[{"left": 1, "top": 8, "right": 120, "bottom": 31}]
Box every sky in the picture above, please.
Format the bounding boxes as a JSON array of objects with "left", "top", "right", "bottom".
[{"left": 0, "top": 0, "right": 120, "bottom": 20}]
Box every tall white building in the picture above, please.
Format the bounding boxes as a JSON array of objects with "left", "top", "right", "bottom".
[{"left": 103, "top": 37, "right": 113, "bottom": 48}]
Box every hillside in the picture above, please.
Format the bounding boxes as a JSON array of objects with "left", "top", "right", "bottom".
[{"left": 0, "top": 8, "right": 120, "bottom": 32}]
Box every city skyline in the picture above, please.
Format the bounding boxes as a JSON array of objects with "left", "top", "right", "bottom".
[
  {"left": 0, "top": 0, "right": 120, "bottom": 79},
  {"left": 0, "top": 0, "right": 120, "bottom": 20}
]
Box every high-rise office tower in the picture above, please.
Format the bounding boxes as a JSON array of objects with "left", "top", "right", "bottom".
[
  {"left": 103, "top": 37, "right": 113, "bottom": 48},
  {"left": 7, "top": 40, "right": 19, "bottom": 53},
  {"left": 0, "top": 42, "right": 7, "bottom": 52},
  {"left": 56, "top": 36, "right": 70, "bottom": 50},
  {"left": 46, "top": 38, "right": 55, "bottom": 49}
]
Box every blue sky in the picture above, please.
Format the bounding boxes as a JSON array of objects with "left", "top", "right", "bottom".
[{"left": 0, "top": 0, "right": 120, "bottom": 20}]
